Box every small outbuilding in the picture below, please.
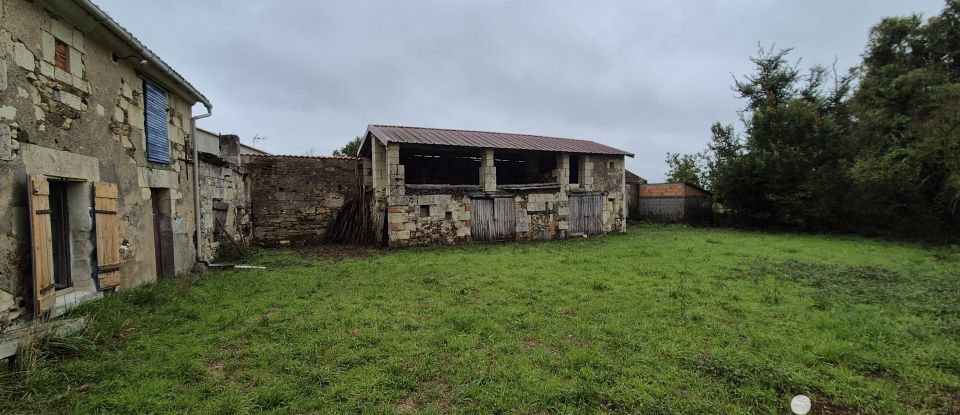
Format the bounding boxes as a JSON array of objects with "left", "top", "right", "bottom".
[{"left": 635, "top": 182, "right": 712, "bottom": 223}]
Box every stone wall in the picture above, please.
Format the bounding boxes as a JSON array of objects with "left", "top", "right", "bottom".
[
  {"left": 243, "top": 155, "right": 358, "bottom": 246},
  {"left": 197, "top": 132, "right": 250, "bottom": 259},
  {"left": 0, "top": 0, "right": 200, "bottom": 327}
]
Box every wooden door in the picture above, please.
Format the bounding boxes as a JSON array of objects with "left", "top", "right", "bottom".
[
  {"left": 493, "top": 197, "right": 515, "bottom": 240},
  {"left": 94, "top": 182, "right": 122, "bottom": 290},
  {"left": 151, "top": 190, "right": 175, "bottom": 278},
  {"left": 470, "top": 197, "right": 515, "bottom": 242},
  {"left": 470, "top": 198, "right": 493, "bottom": 241},
  {"left": 570, "top": 193, "right": 603, "bottom": 236},
  {"left": 27, "top": 175, "right": 55, "bottom": 315}
]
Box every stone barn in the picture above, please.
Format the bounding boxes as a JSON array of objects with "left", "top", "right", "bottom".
[
  {"left": 636, "top": 182, "right": 712, "bottom": 223},
  {"left": 358, "top": 125, "right": 634, "bottom": 248}
]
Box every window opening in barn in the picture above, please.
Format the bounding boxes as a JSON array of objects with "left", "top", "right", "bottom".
[
  {"left": 419, "top": 205, "right": 430, "bottom": 217},
  {"left": 496, "top": 151, "right": 559, "bottom": 184},
  {"left": 401, "top": 146, "right": 481, "bottom": 185},
  {"left": 569, "top": 154, "right": 580, "bottom": 184},
  {"left": 48, "top": 180, "right": 72, "bottom": 289},
  {"left": 54, "top": 39, "right": 70, "bottom": 71},
  {"left": 539, "top": 153, "right": 556, "bottom": 175},
  {"left": 445, "top": 211, "right": 452, "bottom": 220}
]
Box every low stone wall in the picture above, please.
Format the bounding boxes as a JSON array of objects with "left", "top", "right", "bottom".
[
  {"left": 384, "top": 188, "right": 626, "bottom": 248},
  {"left": 242, "top": 155, "right": 358, "bottom": 246}
]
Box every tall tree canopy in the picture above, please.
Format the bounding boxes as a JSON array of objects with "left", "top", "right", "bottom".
[{"left": 667, "top": 0, "right": 959, "bottom": 238}]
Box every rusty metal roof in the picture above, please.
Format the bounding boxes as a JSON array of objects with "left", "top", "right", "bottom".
[{"left": 367, "top": 125, "right": 634, "bottom": 157}]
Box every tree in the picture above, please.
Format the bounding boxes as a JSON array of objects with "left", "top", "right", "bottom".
[
  {"left": 848, "top": 0, "right": 960, "bottom": 234},
  {"left": 698, "top": 45, "right": 854, "bottom": 228},
  {"left": 665, "top": 152, "right": 709, "bottom": 188},
  {"left": 332, "top": 136, "right": 363, "bottom": 157}
]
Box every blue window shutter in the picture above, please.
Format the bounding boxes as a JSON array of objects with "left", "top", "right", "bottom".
[{"left": 143, "top": 80, "right": 170, "bottom": 164}]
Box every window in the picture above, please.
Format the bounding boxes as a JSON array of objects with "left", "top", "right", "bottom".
[
  {"left": 54, "top": 39, "right": 69, "bottom": 71},
  {"left": 420, "top": 205, "right": 430, "bottom": 217},
  {"left": 143, "top": 79, "right": 170, "bottom": 164}
]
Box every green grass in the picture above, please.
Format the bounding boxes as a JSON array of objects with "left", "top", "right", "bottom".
[{"left": 2, "top": 224, "right": 958, "bottom": 414}]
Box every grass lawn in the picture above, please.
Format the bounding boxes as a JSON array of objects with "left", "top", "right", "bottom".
[{"left": 2, "top": 224, "right": 958, "bottom": 414}]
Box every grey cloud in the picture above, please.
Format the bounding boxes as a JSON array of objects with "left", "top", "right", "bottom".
[{"left": 96, "top": 0, "right": 944, "bottom": 180}]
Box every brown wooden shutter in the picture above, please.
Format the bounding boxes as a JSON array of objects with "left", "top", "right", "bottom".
[
  {"left": 94, "top": 182, "right": 122, "bottom": 290},
  {"left": 54, "top": 40, "right": 70, "bottom": 71},
  {"left": 27, "top": 175, "right": 56, "bottom": 315}
]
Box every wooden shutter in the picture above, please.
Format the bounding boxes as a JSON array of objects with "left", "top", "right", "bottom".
[
  {"left": 94, "top": 182, "right": 122, "bottom": 290},
  {"left": 143, "top": 80, "right": 170, "bottom": 164},
  {"left": 27, "top": 175, "right": 55, "bottom": 315},
  {"left": 54, "top": 40, "right": 70, "bottom": 71}
]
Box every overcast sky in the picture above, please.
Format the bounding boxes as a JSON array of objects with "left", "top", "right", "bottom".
[{"left": 96, "top": 0, "right": 944, "bottom": 181}]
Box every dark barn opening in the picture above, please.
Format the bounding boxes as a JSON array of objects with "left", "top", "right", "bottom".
[
  {"left": 569, "top": 154, "right": 580, "bottom": 184},
  {"left": 401, "top": 146, "right": 481, "bottom": 185},
  {"left": 496, "top": 151, "right": 557, "bottom": 184}
]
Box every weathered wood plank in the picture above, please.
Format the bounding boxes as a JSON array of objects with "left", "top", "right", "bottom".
[
  {"left": 94, "top": 182, "right": 121, "bottom": 290},
  {"left": 28, "top": 175, "right": 55, "bottom": 315}
]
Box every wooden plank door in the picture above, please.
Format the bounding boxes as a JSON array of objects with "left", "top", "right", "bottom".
[
  {"left": 27, "top": 175, "right": 55, "bottom": 315},
  {"left": 471, "top": 197, "right": 515, "bottom": 242},
  {"left": 94, "top": 182, "right": 122, "bottom": 290},
  {"left": 570, "top": 193, "right": 603, "bottom": 236},
  {"left": 493, "top": 197, "right": 515, "bottom": 240},
  {"left": 470, "top": 198, "right": 493, "bottom": 242}
]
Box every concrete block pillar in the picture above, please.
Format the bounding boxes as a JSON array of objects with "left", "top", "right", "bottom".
[
  {"left": 371, "top": 140, "right": 387, "bottom": 195},
  {"left": 580, "top": 155, "right": 594, "bottom": 191},
  {"left": 386, "top": 143, "right": 404, "bottom": 196},
  {"left": 479, "top": 148, "right": 496, "bottom": 192},
  {"left": 555, "top": 152, "right": 570, "bottom": 193}
]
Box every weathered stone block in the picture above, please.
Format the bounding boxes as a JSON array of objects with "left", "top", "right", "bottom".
[{"left": 13, "top": 42, "right": 34, "bottom": 70}]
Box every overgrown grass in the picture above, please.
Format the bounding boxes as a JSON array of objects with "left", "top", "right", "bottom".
[{"left": 1, "top": 224, "right": 958, "bottom": 414}]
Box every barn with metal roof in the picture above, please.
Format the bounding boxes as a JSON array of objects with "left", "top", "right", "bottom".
[{"left": 357, "top": 125, "right": 634, "bottom": 247}]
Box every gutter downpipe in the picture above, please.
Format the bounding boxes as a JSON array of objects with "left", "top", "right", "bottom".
[{"left": 191, "top": 106, "right": 213, "bottom": 264}]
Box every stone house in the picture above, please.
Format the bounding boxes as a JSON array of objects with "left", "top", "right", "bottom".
[
  {"left": 358, "top": 125, "right": 634, "bottom": 248},
  {"left": 0, "top": 0, "right": 211, "bottom": 328}
]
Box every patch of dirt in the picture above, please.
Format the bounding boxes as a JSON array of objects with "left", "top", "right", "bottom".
[
  {"left": 295, "top": 244, "right": 380, "bottom": 261},
  {"left": 394, "top": 396, "right": 417, "bottom": 414},
  {"left": 207, "top": 360, "right": 224, "bottom": 375}
]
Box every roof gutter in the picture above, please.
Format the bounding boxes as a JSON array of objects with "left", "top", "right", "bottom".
[{"left": 69, "top": 0, "right": 211, "bottom": 109}]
